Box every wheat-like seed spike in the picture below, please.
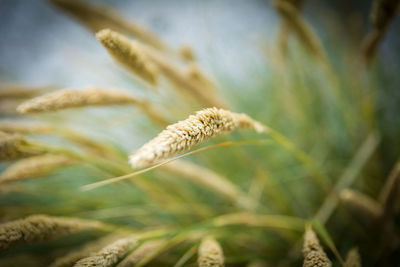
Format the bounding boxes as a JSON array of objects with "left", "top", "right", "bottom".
[
  {"left": 50, "top": 235, "right": 122, "bottom": 267},
  {"left": 0, "top": 120, "right": 52, "bottom": 134},
  {"left": 0, "top": 131, "right": 39, "bottom": 160},
  {"left": 17, "top": 87, "right": 138, "bottom": 114},
  {"left": 198, "top": 236, "right": 224, "bottom": 267},
  {"left": 340, "top": 189, "right": 382, "bottom": 219},
  {"left": 344, "top": 247, "right": 361, "bottom": 267},
  {"left": 129, "top": 107, "right": 264, "bottom": 168},
  {"left": 0, "top": 154, "right": 74, "bottom": 184},
  {"left": 117, "top": 239, "right": 166, "bottom": 267},
  {"left": 74, "top": 235, "right": 137, "bottom": 267},
  {"left": 273, "top": 0, "right": 326, "bottom": 61},
  {"left": 0, "top": 215, "right": 105, "bottom": 250},
  {"left": 302, "top": 226, "right": 332, "bottom": 267},
  {"left": 50, "top": 0, "right": 166, "bottom": 50},
  {"left": 0, "top": 84, "right": 53, "bottom": 99},
  {"left": 96, "top": 29, "right": 159, "bottom": 86}
]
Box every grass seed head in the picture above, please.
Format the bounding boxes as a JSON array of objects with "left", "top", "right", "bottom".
[
  {"left": 302, "top": 226, "right": 332, "bottom": 267},
  {"left": 0, "top": 215, "right": 105, "bottom": 251},
  {"left": 0, "top": 131, "right": 39, "bottom": 160},
  {"left": 129, "top": 107, "right": 264, "bottom": 168},
  {"left": 198, "top": 236, "right": 224, "bottom": 267},
  {"left": 118, "top": 239, "right": 166, "bottom": 267},
  {"left": 96, "top": 29, "right": 159, "bottom": 85},
  {"left": 17, "top": 87, "right": 137, "bottom": 113}
]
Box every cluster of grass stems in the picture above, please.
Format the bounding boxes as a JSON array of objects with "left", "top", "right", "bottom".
[{"left": 0, "top": 0, "right": 400, "bottom": 266}]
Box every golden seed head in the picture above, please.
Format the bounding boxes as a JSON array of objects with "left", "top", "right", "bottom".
[
  {"left": 0, "top": 215, "right": 104, "bottom": 251},
  {"left": 118, "top": 239, "right": 166, "bottom": 267},
  {"left": 17, "top": 87, "right": 136, "bottom": 114},
  {"left": 74, "top": 235, "right": 137, "bottom": 267},
  {"left": 344, "top": 247, "right": 361, "bottom": 267},
  {"left": 129, "top": 107, "right": 264, "bottom": 168},
  {"left": 198, "top": 236, "right": 224, "bottom": 267},
  {"left": 302, "top": 227, "right": 332, "bottom": 267},
  {"left": 0, "top": 154, "right": 73, "bottom": 184},
  {"left": 96, "top": 29, "right": 159, "bottom": 85},
  {"left": 0, "top": 131, "right": 38, "bottom": 160}
]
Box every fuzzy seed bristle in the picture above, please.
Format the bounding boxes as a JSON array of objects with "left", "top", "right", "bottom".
[
  {"left": 0, "top": 131, "right": 39, "bottom": 160},
  {"left": 50, "top": 0, "right": 166, "bottom": 50},
  {"left": 74, "top": 235, "right": 137, "bottom": 267},
  {"left": 96, "top": 29, "right": 159, "bottom": 85},
  {"left": 0, "top": 154, "right": 74, "bottom": 184},
  {"left": 344, "top": 247, "right": 361, "bottom": 267},
  {"left": 302, "top": 226, "right": 332, "bottom": 267},
  {"left": 129, "top": 107, "right": 264, "bottom": 168},
  {"left": 17, "top": 87, "right": 137, "bottom": 114},
  {"left": 198, "top": 236, "right": 224, "bottom": 267},
  {"left": 118, "top": 239, "right": 166, "bottom": 267},
  {"left": 0, "top": 215, "right": 105, "bottom": 250}
]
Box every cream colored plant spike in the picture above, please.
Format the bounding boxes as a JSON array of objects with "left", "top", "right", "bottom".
[
  {"left": 0, "top": 120, "right": 52, "bottom": 134},
  {"left": 129, "top": 107, "right": 265, "bottom": 168},
  {"left": 0, "top": 154, "right": 73, "bottom": 184},
  {"left": 198, "top": 236, "right": 224, "bottom": 267},
  {"left": 0, "top": 215, "right": 105, "bottom": 250},
  {"left": 17, "top": 87, "right": 137, "bottom": 114},
  {"left": 74, "top": 235, "right": 137, "bottom": 267},
  {"left": 302, "top": 226, "right": 332, "bottom": 267},
  {"left": 96, "top": 29, "right": 159, "bottom": 86},
  {"left": 0, "top": 131, "right": 39, "bottom": 160},
  {"left": 117, "top": 239, "right": 166, "bottom": 267}
]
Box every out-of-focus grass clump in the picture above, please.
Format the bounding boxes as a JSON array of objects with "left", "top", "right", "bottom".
[{"left": 0, "top": 0, "right": 399, "bottom": 266}]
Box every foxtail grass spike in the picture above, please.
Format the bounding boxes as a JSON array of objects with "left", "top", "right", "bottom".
[
  {"left": 129, "top": 107, "right": 264, "bottom": 168},
  {"left": 0, "top": 154, "right": 74, "bottom": 184},
  {"left": 118, "top": 239, "right": 166, "bottom": 267},
  {"left": 198, "top": 236, "right": 224, "bottom": 267},
  {"left": 0, "top": 121, "right": 52, "bottom": 134},
  {"left": 74, "top": 235, "right": 137, "bottom": 267},
  {"left": 0, "top": 131, "right": 40, "bottom": 160},
  {"left": 96, "top": 29, "right": 159, "bottom": 85},
  {"left": 302, "top": 226, "right": 332, "bottom": 267},
  {"left": 17, "top": 87, "right": 138, "bottom": 113},
  {"left": 0, "top": 215, "right": 105, "bottom": 250}
]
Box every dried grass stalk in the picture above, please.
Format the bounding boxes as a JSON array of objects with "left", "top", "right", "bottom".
[
  {"left": 50, "top": 235, "right": 121, "bottom": 267},
  {"left": 129, "top": 107, "right": 264, "bottom": 168},
  {"left": 340, "top": 189, "right": 382, "bottom": 219},
  {"left": 302, "top": 226, "right": 332, "bottom": 267},
  {"left": 273, "top": 0, "right": 326, "bottom": 61},
  {"left": 344, "top": 247, "right": 361, "bottom": 267},
  {"left": 0, "top": 154, "right": 74, "bottom": 184},
  {"left": 96, "top": 29, "right": 159, "bottom": 85},
  {"left": 74, "top": 235, "right": 137, "bottom": 267},
  {"left": 0, "top": 121, "right": 51, "bottom": 134},
  {"left": 141, "top": 44, "right": 228, "bottom": 108},
  {"left": 363, "top": 0, "right": 400, "bottom": 63},
  {"left": 0, "top": 131, "right": 39, "bottom": 160},
  {"left": 161, "top": 160, "right": 251, "bottom": 207},
  {"left": 0, "top": 215, "right": 105, "bottom": 250},
  {"left": 50, "top": 0, "right": 166, "bottom": 50},
  {"left": 117, "top": 239, "right": 166, "bottom": 267},
  {"left": 198, "top": 236, "right": 224, "bottom": 267},
  {"left": 17, "top": 87, "right": 138, "bottom": 113}
]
